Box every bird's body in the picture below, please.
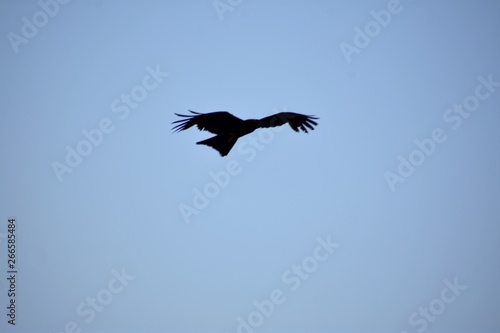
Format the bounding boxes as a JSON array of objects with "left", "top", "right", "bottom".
[{"left": 172, "top": 110, "right": 318, "bottom": 156}]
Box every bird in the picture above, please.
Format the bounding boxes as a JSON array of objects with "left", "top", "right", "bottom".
[{"left": 172, "top": 110, "right": 319, "bottom": 156}]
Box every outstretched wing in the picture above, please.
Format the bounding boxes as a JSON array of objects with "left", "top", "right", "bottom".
[
  {"left": 172, "top": 110, "right": 244, "bottom": 135},
  {"left": 259, "top": 112, "right": 319, "bottom": 133}
]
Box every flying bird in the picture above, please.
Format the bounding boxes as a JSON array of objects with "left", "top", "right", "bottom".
[{"left": 172, "top": 110, "right": 319, "bottom": 156}]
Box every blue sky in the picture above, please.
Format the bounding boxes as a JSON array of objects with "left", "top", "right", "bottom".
[{"left": 1, "top": 1, "right": 500, "bottom": 332}]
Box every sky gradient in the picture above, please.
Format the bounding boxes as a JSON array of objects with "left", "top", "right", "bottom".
[{"left": 1, "top": 1, "right": 500, "bottom": 332}]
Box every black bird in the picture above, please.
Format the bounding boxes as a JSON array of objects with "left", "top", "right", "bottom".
[{"left": 172, "top": 110, "right": 319, "bottom": 156}]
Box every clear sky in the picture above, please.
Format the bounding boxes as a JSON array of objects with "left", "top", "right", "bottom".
[{"left": 1, "top": 1, "right": 499, "bottom": 333}]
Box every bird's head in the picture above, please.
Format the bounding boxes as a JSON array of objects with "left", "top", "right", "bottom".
[
  {"left": 243, "top": 119, "right": 261, "bottom": 134},
  {"left": 244, "top": 119, "right": 260, "bottom": 126}
]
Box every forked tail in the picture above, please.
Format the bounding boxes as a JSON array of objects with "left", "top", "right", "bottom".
[{"left": 197, "top": 135, "right": 238, "bottom": 156}]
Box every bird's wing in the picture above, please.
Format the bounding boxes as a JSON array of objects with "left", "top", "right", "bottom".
[
  {"left": 258, "top": 112, "right": 319, "bottom": 133},
  {"left": 172, "top": 110, "right": 244, "bottom": 135}
]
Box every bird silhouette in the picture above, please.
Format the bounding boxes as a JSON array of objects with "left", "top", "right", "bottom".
[{"left": 172, "top": 110, "right": 319, "bottom": 156}]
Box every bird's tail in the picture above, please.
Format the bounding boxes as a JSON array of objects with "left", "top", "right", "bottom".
[{"left": 197, "top": 135, "right": 237, "bottom": 157}]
